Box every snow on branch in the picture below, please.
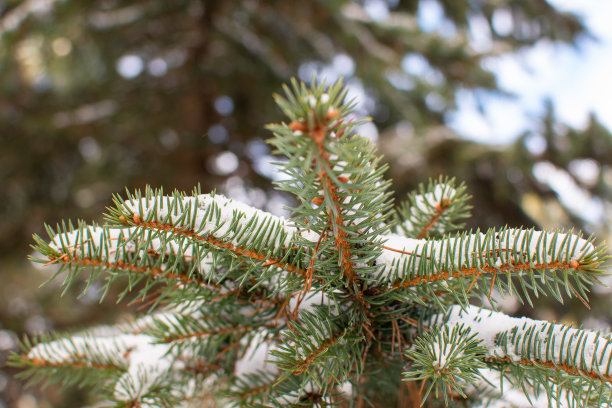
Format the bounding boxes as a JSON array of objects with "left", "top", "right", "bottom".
[
  {"left": 113, "top": 190, "right": 314, "bottom": 280},
  {"left": 23, "top": 307, "right": 229, "bottom": 406},
  {"left": 31, "top": 190, "right": 322, "bottom": 305},
  {"left": 19, "top": 78, "right": 612, "bottom": 407},
  {"left": 26, "top": 333, "right": 128, "bottom": 372},
  {"left": 404, "top": 323, "right": 487, "bottom": 404},
  {"left": 440, "top": 305, "right": 612, "bottom": 381},
  {"left": 25, "top": 331, "right": 178, "bottom": 402},
  {"left": 377, "top": 227, "right": 604, "bottom": 304},
  {"left": 427, "top": 305, "right": 612, "bottom": 406},
  {"left": 395, "top": 177, "right": 471, "bottom": 239},
  {"left": 39, "top": 222, "right": 216, "bottom": 288}
]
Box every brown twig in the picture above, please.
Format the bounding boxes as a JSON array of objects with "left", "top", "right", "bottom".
[
  {"left": 489, "top": 356, "right": 612, "bottom": 384},
  {"left": 416, "top": 198, "right": 451, "bottom": 239},
  {"left": 392, "top": 260, "right": 587, "bottom": 290}
]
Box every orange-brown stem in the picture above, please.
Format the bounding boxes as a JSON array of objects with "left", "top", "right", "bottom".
[
  {"left": 393, "top": 260, "right": 585, "bottom": 289},
  {"left": 129, "top": 218, "right": 319, "bottom": 283},
  {"left": 416, "top": 198, "right": 451, "bottom": 239},
  {"left": 306, "top": 122, "right": 375, "bottom": 335},
  {"left": 160, "top": 325, "right": 258, "bottom": 344},
  {"left": 490, "top": 356, "right": 612, "bottom": 383},
  {"left": 236, "top": 383, "right": 273, "bottom": 400},
  {"left": 308, "top": 121, "right": 357, "bottom": 283},
  {"left": 293, "top": 333, "right": 342, "bottom": 374},
  {"left": 50, "top": 253, "right": 206, "bottom": 286},
  {"left": 27, "top": 357, "right": 121, "bottom": 371}
]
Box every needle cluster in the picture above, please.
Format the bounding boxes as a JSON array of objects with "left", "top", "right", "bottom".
[{"left": 12, "top": 78, "right": 610, "bottom": 407}]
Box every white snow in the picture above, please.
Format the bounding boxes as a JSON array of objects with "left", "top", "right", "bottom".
[
  {"left": 471, "top": 368, "right": 569, "bottom": 408},
  {"left": 430, "top": 338, "right": 454, "bottom": 370},
  {"left": 417, "top": 184, "right": 456, "bottom": 211},
  {"left": 234, "top": 330, "right": 278, "bottom": 377},
  {"left": 396, "top": 183, "right": 456, "bottom": 237},
  {"left": 376, "top": 228, "right": 595, "bottom": 283},
  {"left": 308, "top": 95, "right": 317, "bottom": 108},
  {"left": 28, "top": 331, "right": 178, "bottom": 402},
  {"left": 47, "top": 223, "right": 222, "bottom": 285},
  {"left": 113, "top": 335, "right": 176, "bottom": 401},
  {"left": 27, "top": 334, "right": 128, "bottom": 365},
  {"left": 288, "top": 290, "right": 331, "bottom": 314},
  {"left": 122, "top": 193, "right": 305, "bottom": 254},
  {"left": 49, "top": 225, "right": 132, "bottom": 259},
  {"left": 439, "top": 305, "right": 612, "bottom": 378}
]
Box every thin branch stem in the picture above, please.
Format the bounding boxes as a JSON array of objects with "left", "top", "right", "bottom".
[
  {"left": 489, "top": 356, "right": 612, "bottom": 384},
  {"left": 392, "top": 260, "right": 588, "bottom": 289}
]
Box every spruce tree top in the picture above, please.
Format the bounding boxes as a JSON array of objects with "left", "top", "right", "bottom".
[{"left": 13, "top": 78, "right": 611, "bottom": 407}]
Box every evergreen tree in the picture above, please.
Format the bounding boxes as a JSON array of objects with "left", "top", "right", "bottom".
[
  {"left": 0, "top": 0, "right": 592, "bottom": 256},
  {"left": 13, "top": 79, "right": 611, "bottom": 407},
  {"left": 3, "top": 1, "right": 612, "bottom": 406}
]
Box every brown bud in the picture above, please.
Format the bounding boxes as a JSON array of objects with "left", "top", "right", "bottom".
[
  {"left": 311, "top": 197, "right": 324, "bottom": 205},
  {"left": 132, "top": 214, "right": 141, "bottom": 223},
  {"left": 436, "top": 198, "right": 451, "bottom": 210},
  {"left": 326, "top": 109, "right": 340, "bottom": 120},
  {"left": 312, "top": 127, "right": 326, "bottom": 144},
  {"left": 289, "top": 121, "right": 307, "bottom": 132},
  {"left": 337, "top": 176, "right": 350, "bottom": 183}
]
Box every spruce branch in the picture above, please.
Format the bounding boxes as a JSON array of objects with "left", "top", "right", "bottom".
[
  {"left": 16, "top": 77, "right": 612, "bottom": 407},
  {"left": 268, "top": 79, "right": 393, "bottom": 270},
  {"left": 427, "top": 305, "right": 612, "bottom": 406},
  {"left": 377, "top": 227, "right": 605, "bottom": 308},
  {"left": 393, "top": 176, "right": 471, "bottom": 239},
  {"left": 267, "top": 77, "right": 394, "bottom": 344},
  {"left": 404, "top": 324, "right": 487, "bottom": 405},
  {"left": 112, "top": 189, "right": 311, "bottom": 283},
  {"left": 10, "top": 334, "right": 127, "bottom": 393},
  {"left": 15, "top": 310, "right": 227, "bottom": 407},
  {"left": 32, "top": 190, "right": 320, "bottom": 309},
  {"left": 32, "top": 220, "right": 219, "bottom": 301}
]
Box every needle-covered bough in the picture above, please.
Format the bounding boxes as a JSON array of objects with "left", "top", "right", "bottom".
[{"left": 13, "top": 79, "right": 611, "bottom": 407}]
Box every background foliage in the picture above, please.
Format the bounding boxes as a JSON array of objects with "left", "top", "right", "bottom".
[{"left": 1, "top": 0, "right": 611, "bottom": 406}]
